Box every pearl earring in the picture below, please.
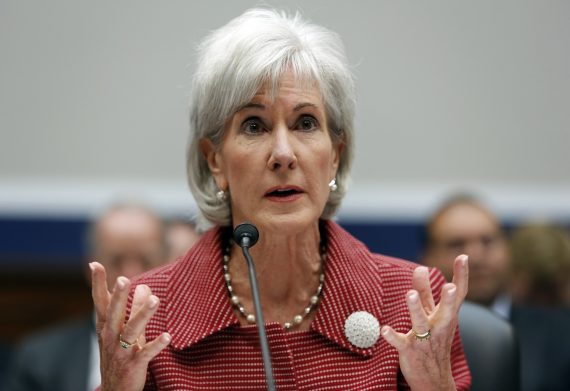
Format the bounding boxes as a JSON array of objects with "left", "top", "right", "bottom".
[
  {"left": 216, "top": 190, "right": 227, "bottom": 201},
  {"left": 329, "top": 179, "right": 338, "bottom": 192}
]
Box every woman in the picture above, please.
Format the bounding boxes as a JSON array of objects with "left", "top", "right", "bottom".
[{"left": 90, "top": 8, "right": 471, "bottom": 390}]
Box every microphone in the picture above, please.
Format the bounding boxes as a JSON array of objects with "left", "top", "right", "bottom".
[
  {"left": 232, "top": 223, "right": 276, "bottom": 391},
  {"left": 233, "top": 222, "right": 259, "bottom": 248}
]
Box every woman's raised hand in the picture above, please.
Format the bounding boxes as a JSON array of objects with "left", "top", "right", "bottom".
[
  {"left": 90, "top": 262, "right": 171, "bottom": 391},
  {"left": 381, "top": 255, "right": 469, "bottom": 391}
]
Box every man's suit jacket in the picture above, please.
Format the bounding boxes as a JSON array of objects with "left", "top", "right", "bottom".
[
  {"left": 510, "top": 306, "right": 570, "bottom": 391},
  {"left": 459, "top": 301, "right": 519, "bottom": 391},
  {"left": 2, "top": 316, "right": 93, "bottom": 391}
]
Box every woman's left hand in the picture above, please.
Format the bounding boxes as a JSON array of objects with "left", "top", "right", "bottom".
[{"left": 381, "top": 254, "right": 469, "bottom": 391}]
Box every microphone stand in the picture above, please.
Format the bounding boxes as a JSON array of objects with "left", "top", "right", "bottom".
[{"left": 238, "top": 234, "right": 277, "bottom": 391}]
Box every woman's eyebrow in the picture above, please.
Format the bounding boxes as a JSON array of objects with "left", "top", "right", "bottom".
[
  {"left": 237, "top": 103, "right": 265, "bottom": 112},
  {"left": 236, "top": 102, "right": 318, "bottom": 113},
  {"left": 293, "top": 102, "right": 319, "bottom": 111}
]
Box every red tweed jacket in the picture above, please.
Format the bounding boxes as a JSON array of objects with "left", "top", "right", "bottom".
[{"left": 119, "top": 221, "right": 471, "bottom": 390}]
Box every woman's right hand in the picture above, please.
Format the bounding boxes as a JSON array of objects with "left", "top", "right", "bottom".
[{"left": 90, "top": 262, "right": 171, "bottom": 391}]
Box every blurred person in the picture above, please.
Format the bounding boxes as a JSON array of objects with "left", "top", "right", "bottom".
[
  {"left": 509, "top": 223, "right": 570, "bottom": 307},
  {"left": 90, "top": 9, "right": 470, "bottom": 390},
  {"left": 2, "top": 202, "right": 168, "bottom": 391},
  {"left": 164, "top": 219, "right": 201, "bottom": 262},
  {"left": 422, "top": 194, "right": 511, "bottom": 317},
  {"left": 0, "top": 343, "right": 11, "bottom": 387},
  {"left": 511, "top": 306, "right": 570, "bottom": 391},
  {"left": 423, "top": 196, "right": 570, "bottom": 390}
]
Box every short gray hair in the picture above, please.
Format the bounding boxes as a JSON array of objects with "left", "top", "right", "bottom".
[{"left": 187, "top": 8, "right": 355, "bottom": 230}]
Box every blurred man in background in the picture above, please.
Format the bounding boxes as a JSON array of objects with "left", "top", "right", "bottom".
[
  {"left": 422, "top": 194, "right": 512, "bottom": 317},
  {"left": 509, "top": 222, "right": 570, "bottom": 307},
  {"left": 2, "top": 202, "right": 167, "bottom": 391},
  {"left": 422, "top": 194, "right": 570, "bottom": 390},
  {"left": 508, "top": 222, "right": 570, "bottom": 391},
  {"left": 164, "top": 219, "right": 200, "bottom": 262}
]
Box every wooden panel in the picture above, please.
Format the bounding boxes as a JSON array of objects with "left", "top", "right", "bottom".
[{"left": 0, "top": 263, "right": 93, "bottom": 344}]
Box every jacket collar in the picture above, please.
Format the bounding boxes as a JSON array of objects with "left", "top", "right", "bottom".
[
  {"left": 166, "top": 221, "right": 386, "bottom": 357},
  {"left": 166, "top": 227, "right": 239, "bottom": 350}
]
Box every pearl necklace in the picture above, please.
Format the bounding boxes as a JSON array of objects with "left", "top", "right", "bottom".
[{"left": 223, "top": 243, "right": 325, "bottom": 330}]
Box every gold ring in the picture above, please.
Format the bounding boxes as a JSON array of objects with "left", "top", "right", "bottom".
[
  {"left": 413, "top": 329, "right": 431, "bottom": 341},
  {"left": 119, "top": 334, "right": 138, "bottom": 349}
]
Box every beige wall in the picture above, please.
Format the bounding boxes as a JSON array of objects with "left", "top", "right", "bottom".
[{"left": 1, "top": 0, "right": 569, "bottom": 219}]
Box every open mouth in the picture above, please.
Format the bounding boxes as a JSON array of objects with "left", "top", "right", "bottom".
[
  {"left": 265, "top": 187, "right": 303, "bottom": 198},
  {"left": 267, "top": 188, "right": 300, "bottom": 197}
]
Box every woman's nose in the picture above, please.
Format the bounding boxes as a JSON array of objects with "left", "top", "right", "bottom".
[{"left": 267, "top": 127, "right": 297, "bottom": 170}]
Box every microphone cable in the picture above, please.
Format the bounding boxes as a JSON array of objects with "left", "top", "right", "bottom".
[{"left": 233, "top": 222, "right": 276, "bottom": 391}]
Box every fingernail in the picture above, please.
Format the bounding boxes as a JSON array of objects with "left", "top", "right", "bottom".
[
  {"left": 88, "top": 262, "right": 94, "bottom": 272},
  {"left": 448, "top": 285, "right": 457, "bottom": 295},
  {"left": 116, "top": 276, "right": 128, "bottom": 290},
  {"left": 460, "top": 254, "right": 469, "bottom": 264},
  {"left": 381, "top": 327, "right": 389, "bottom": 336},
  {"left": 408, "top": 292, "right": 418, "bottom": 302},
  {"left": 414, "top": 266, "right": 428, "bottom": 276},
  {"left": 162, "top": 333, "right": 171, "bottom": 343},
  {"left": 149, "top": 296, "right": 159, "bottom": 308}
]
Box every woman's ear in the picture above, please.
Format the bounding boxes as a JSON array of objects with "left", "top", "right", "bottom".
[
  {"left": 199, "top": 138, "right": 227, "bottom": 189},
  {"left": 330, "top": 141, "right": 343, "bottom": 176}
]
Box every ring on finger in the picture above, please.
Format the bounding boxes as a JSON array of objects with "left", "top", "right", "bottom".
[
  {"left": 119, "top": 334, "right": 139, "bottom": 349},
  {"left": 413, "top": 329, "right": 431, "bottom": 341}
]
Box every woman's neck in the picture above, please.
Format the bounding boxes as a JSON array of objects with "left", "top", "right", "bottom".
[{"left": 226, "top": 223, "right": 325, "bottom": 329}]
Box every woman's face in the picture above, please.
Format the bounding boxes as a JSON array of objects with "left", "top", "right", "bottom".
[{"left": 202, "top": 73, "right": 342, "bottom": 234}]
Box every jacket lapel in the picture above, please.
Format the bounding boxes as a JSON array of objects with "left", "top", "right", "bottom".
[
  {"left": 166, "top": 227, "right": 239, "bottom": 350},
  {"left": 311, "top": 221, "right": 386, "bottom": 357}
]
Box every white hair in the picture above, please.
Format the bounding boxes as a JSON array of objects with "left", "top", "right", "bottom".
[{"left": 187, "top": 8, "right": 356, "bottom": 231}]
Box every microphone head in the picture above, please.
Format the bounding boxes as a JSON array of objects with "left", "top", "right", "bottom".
[{"left": 233, "top": 222, "right": 259, "bottom": 248}]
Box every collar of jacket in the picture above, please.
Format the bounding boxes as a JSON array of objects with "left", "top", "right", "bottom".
[{"left": 166, "top": 220, "right": 387, "bottom": 357}]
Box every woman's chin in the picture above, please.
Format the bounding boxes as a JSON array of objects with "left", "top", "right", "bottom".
[{"left": 252, "top": 212, "right": 319, "bottom": 236}]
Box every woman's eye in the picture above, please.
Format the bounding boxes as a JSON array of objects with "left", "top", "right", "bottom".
[
  {"left": 296, "top": 116, "right": 318, "bottom": 132},
  {"left": 241, "top": 118, "right": 264, "bottom": 134}
]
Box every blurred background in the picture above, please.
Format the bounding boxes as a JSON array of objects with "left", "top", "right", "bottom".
[{"left": 1, "top": 0, "right": 569, "bottom": 385}]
